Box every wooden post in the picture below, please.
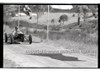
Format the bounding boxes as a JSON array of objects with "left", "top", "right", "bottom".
[
  {"left": 47, "top": 5, "right": 49, "bottom": 41},
  {"left": 18, "top": 5, "right": 20, "bottom": 29}
]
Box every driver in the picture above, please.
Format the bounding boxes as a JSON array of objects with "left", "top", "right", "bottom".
[{"left": 12, "top": 26, "right": 23, "bottom": 37}]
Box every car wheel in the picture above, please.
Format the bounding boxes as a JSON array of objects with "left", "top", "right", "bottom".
[
  {"left": 29, "top": 35, "right": 32, "bottom": 44},
  {"left": 21, "top": 36, "right": 24, "bottom": 42},
  {"left": 9, "top": 35, "right": 14, "bottom": 44},
  {"left": 5, "top": 33, "right": 8, "bottom": 42}
]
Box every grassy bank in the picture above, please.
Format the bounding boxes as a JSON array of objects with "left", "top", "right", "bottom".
[
  {"left": 4, "top": 19, "right": 98, "bottom": 45},
  {"left": 4, "top": 19, "right": 98, "bottom": 57}
]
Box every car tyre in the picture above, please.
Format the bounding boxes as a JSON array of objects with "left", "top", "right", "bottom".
[
  {"left": 5, "top": 33, "right": 8, "bottom": 42},
  {"left": 29, "top": 35, "right": 32, "bottom": 44},
  {"left": 9, "top": 35, "right": 14, "bottom": 44},
  {"left": 21, "top": 36, "right": 24, "bottom": 42}
]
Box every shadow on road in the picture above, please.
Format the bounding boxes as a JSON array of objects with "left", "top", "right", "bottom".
[
  {"left": 4, "top": 40, "right": 42, "bottom": 45},
  {"left": 4, "top": 42, "right": 20, "bottom": 45},
  {"left": 31, "top": 54, "right": 80, "bottom": 61}
]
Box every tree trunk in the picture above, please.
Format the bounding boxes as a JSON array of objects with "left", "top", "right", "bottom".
[
  {"left": 78, "top": 13, "right": 80, "bottom": 25},
  {"left": 78, "top": 17, "right": 80, "bottom": 25}
]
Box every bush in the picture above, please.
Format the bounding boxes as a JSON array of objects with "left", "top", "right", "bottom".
[
  {"left": 51, "top": 19, "right": 55, "bottom": 23},
  {"left": 59, "top": 14, "right": 68, "bottom": 25},
  {"left": 72, "top": 14, "right": 75, "bottom": 17},
  {"left": 4, "top": 20, "right": 47, "bottom": 29}
]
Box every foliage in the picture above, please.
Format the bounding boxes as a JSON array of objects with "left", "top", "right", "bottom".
[
  {"left": 4, "top": 5, "right": 19, "bottom": 21},
  {"left": 51, "top": 19, "right": 55, "bottom": 23},
  {"left": 58, "top": 14, "right": 68, "bottom": 25},
  {"left": 28, "top": 5, "right": 48, "bottom": 24}
]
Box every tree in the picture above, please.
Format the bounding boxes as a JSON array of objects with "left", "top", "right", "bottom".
[
  {"left": 59, "top": 14, "right": 68, "bottom": 26},
  {"left": 72, "top": 5, "right": 98, "bottom": 26},
  {"left": 4, "top": 5, "right": 18, "bottom": 22},
  {"left": 73, "top": 5, "right": 81, "bottom": 25},
  {"left": 82, "top": 6, "right": 90, "bottom": 22},
  {"left": 28, "top": 5, "right": 48, "bottom": 24},
  {"left": 87, "top": 5, "right": 98, "bottom": 18},
  {"left": 75, "top": 5, "right": 89, "bottom": 25},
  {"left": 51, "top": 19, "right": 55, "bottom": 24}
]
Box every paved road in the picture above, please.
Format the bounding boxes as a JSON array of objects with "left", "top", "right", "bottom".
[{"left": 4, "top": 42, "right": 97, "bottom": 68}]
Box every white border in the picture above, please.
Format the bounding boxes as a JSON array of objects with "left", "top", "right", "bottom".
[
  {"left": 0, "top": 0, "right": 100, "bottom": 3},
  {"left": 0, "top": 69, "right": 100, "bottom": 71},
  {"left": 1, "top": 0, "right": 99, "bottom": 71}
]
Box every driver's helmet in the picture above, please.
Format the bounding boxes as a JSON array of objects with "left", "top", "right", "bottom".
[{"left": 14, "top": 26, "right": 23, "bottom": 34}]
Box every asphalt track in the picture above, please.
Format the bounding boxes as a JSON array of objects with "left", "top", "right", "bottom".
[{"left": 4, "top": 41, "right": 97, "bottom": 68}]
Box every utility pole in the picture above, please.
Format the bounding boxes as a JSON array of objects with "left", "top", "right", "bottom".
[
  {"left": 47, "top": 5, "right": 49, "bottom": 41},
  {"left": 18, "top": 5, "right": 20, "bottom": 29}
]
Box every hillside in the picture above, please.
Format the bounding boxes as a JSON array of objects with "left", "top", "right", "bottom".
[
  {"left": 4, "top": 11, "right": 98, "bottom": 45},
  {"left": 9, "top": 12, "right": 97, "bottom": 25}
]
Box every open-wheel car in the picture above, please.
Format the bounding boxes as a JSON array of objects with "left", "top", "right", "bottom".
[{"left": 4, "top": 27, "right": 32, "bottom": 44}]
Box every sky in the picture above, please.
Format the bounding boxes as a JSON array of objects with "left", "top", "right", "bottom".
[{"left": 51, "top": 5, "right": 73, "bottom": 10}]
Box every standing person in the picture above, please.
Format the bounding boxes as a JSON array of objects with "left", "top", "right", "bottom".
[{"left": 23, "top": 5, "right": 32, "bottom": 19}]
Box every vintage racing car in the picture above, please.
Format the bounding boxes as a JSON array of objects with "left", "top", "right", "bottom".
[{"left": 4, "top": 29, "right": 32, "bottom": 44}]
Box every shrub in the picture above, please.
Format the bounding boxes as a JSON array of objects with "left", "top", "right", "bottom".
[
  {"left": 58, "top": 14, "right": 68, "bottom": 25},
  {"left": 51, "top": 19, "right": 55, "bottom": 23},
  {"left": 72, "top": 14, "right": 75, "bottom": 17}
]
